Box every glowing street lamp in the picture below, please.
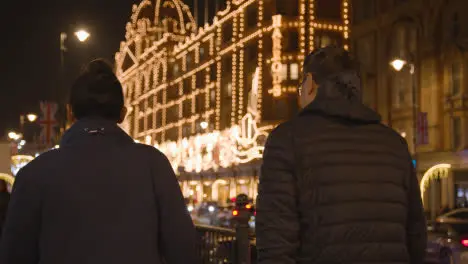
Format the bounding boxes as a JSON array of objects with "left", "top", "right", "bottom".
[
  {"left": 8, "top": 132, "right": 22, "bottom": 141},
  {"left": 26, "top": 113, "right": 38, "bottom": 122},
  {"left": 389, "top": 55, "right": 419, "bottom": 180},
  {"left": 8, "top": 132, "right": 17, "bottom": 140},
  {"left": 74, "top": 30, "right": 90, "bottom": 42},
  {"left": 390, "top": 59, "right": 407, "bottom": 72}
]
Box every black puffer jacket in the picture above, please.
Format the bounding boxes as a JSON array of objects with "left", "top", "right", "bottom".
[{"left": 256, "top": 74, "right": 426, "bottom": 264}]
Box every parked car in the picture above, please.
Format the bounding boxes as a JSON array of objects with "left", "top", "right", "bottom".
[
  {"left": 196, "top": 202, "right": 221, "bottom": 225},
  {"left": 426, "top": 208, "right": 468, "bottom": 264}
]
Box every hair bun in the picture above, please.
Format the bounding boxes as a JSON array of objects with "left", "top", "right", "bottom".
[{"left": 84, "top": 59, "right": 115, "bottom": 76}]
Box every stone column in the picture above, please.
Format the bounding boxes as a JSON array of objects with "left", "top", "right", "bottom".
[
  {"left": 249, "top": 178, "right": 255, "bottom": 198},
  {"left": 441, "top": 176, "right": 448, "bottom": 207},
  {"left": 430, "top": 179, "right": 439, "bottom": 221},
  {"left": 196, "top": 183, "right": 203, "bottom": 203},
  {"left": 448, "top": 170, "right": 455, "bottom": 209},
  {"left": 230, "top": 178, "right": 237, "bottom": 198},
  {"left": 423, "top": 186, "right": 430, "bottom": 212}
]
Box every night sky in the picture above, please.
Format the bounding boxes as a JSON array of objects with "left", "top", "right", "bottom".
[{"left": 0, "top": 0, "right": 206, "bottom": 138}]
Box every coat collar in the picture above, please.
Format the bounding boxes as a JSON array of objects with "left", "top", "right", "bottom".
[{"left": 60, "top": 118, "right": 134, "bottom": 147}]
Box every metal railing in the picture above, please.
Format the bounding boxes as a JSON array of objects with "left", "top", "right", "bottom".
[{"left": 195, "top": 224, "right": 256, "bottom": 264}]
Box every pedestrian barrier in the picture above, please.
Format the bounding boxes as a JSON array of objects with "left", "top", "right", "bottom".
[
  {"left": 195, "top": 194, "right": 256, "bottom": 264},
  {"left": 195, "top": 224, "right": 256, "bottom": 264},
  {"left": 196, "top": 224, "right": 236, "bottom": 263}
]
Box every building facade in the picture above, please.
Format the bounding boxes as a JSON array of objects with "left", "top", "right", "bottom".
[
  {"left": 115, "top": 0, "right": 350, "bottom": 205},
  {"left": 352, "top": 0, "right": 468, "bottom": 218}
]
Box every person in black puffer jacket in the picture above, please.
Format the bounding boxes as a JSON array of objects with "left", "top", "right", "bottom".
[{"left": 256, "top": 46, "right": 427, "bottom": 264}]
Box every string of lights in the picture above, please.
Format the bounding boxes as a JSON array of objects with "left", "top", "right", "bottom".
[{"left": 115, "top": 0, "right": 350, "bottom": 201}]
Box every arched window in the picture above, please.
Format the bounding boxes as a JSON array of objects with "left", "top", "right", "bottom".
[
  {"left": 148, "top": 70, "right": 154, "bottom": 91},
  {"left": 140, "top": 75, "right": 146, "bottom": 93},
  {"left": 155, "top": 63, "right": 163, "bottom": 85},
  {"left": 127, "top": 83, "right": 134, "bottom": 101}
]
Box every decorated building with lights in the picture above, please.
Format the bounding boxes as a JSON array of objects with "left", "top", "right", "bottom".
[
  {"left": 352, "top": 0, "right": 468, "bottom": 219},
  {"left": 115, "top": 0, "right": 350, "bottom": 205}
]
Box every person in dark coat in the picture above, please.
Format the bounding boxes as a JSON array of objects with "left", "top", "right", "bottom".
[
  {"left": 0, "top": 180, "right": 10, "bottom": 237},
  {"left": 256, "top": 46, "right": 427, "bottom": 264},
  {"left": 0, "top": 59, "right": 198, "bottom": 264}
]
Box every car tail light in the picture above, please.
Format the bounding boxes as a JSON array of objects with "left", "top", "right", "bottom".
[
  {"left": 461, "top": 239, "right": 468, "bottom": 247},
  {"left": 246, "top": 204, "right": 252, "bottom": 209},
  {"left": 232, "top": 210, "right": 239, "bottom": 216}
]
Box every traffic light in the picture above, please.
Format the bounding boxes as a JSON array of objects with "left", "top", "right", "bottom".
[{"left": 232, "top": 194, "right": 252, "bottom": 225}]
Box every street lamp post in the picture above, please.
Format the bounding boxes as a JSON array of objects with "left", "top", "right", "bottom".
[
  {"left": 59, "top": 29, "right": 90, "bottom": 133},
  {"left": 19, "top": 113, "right": 38, "bottom": 134},
  {"left": 15, "top": 113, "right": 38, "bottom": 151},
  {"left": 390, "top": 56, "right": 418, "bottom": 171}
]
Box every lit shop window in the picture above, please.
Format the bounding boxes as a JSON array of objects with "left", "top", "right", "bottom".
[
  {"left": 280, "top": 64, "right": 288, "bottom": 81},
  {"left": 290, "top": 63, "right": 299, "bottom": 80}
]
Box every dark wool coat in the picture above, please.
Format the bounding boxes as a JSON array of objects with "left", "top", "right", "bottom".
[{"left": 0, "top": 118, "right": 198, "bottom": 264}]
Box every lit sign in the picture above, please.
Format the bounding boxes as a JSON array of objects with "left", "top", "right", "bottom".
[{"left": 269, "top": 15, "right": 283, "bottom": 97}]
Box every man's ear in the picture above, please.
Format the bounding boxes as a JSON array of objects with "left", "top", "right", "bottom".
[{"left": 306, "top": 73, "right": 317, "bottom": 95}]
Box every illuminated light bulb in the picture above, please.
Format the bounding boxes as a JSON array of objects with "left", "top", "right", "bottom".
[
  {"left": 27, "top": 113, "right": 38, "bottom": 122},
  {"left": 8, "top": 132, "right": 18, "bottom": 140},
  {"left": 390, "top": 59, "right": 407, "bottom": 71},
  {"left": 75, "top": 30, "right": 90, "bottom": 42}
]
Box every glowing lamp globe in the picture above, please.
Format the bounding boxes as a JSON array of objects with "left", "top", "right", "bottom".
[
  {"left": 75, "top": 30, "right": 90, "bottom": 42},
  {"left": 390, "top": 59, "right": 407, "bottom": 72},
  {"left": 27, "top": 113, "right": 38, "bottom": 122}
]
